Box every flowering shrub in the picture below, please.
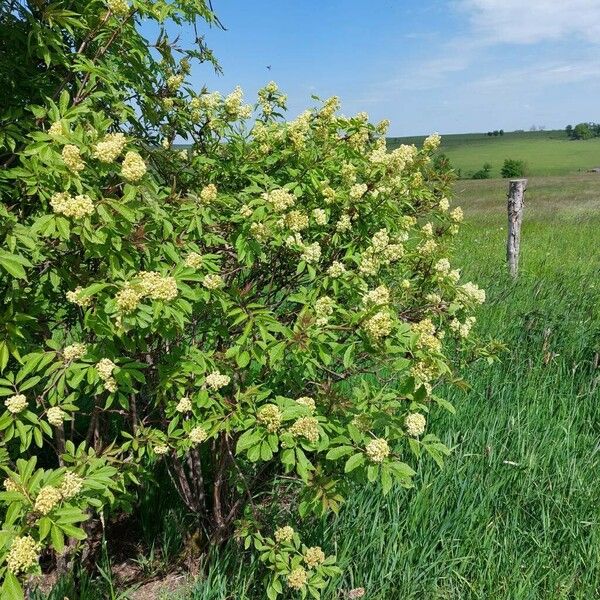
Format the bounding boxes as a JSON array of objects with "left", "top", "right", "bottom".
[{"left": 0, "top": 1, "right": 485, "bottom": 598}]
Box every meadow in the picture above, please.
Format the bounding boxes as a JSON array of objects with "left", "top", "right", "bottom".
[
  {"left": 388, "top": 131, "right": 600, "bottom": 178},
  {"left": 40, "top": 175, "right": 600, "bottom": 599}
]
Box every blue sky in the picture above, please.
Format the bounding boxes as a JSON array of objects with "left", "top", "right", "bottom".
[{"left": 147, "top": 0, "right": 600, "bottom": 135}]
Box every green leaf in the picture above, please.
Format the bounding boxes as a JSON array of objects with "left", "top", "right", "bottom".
[
  {"left": 326, "top": 446, "right": 354, "bottom": 460},
  {"left": 50, "top": 523, "right": 65, "bottom": 552},
  {"left": 344, "top": 452, "right": 365, "bottom": 473},
  {"left": 2, "top": 571, "right": 23, "bottom": 600}
]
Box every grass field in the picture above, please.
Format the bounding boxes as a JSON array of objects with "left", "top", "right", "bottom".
[
  {"left": 388, "top": 131, "right": 600, "bottom": 178},
  {"left": 40, "top": 175, "right": 600, "bottom": 599}
]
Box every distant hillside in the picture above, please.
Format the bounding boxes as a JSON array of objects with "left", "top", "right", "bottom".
[{"left": 387, "top": 130, "right": 600, "bottom": 178}]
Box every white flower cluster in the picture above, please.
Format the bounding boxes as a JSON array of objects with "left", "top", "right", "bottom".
[
  {"left": 92, "top": 132, "right": 126, "bottom": 162},
  {"left": 423, "top": 133, "right": 442, "bottom": 151},
  {"left": 6, "top": 536, "right": 40, "bottom": 574},
  {"left": 413, "top": 319, "right": 442, "bottom": 352},
  {"left": 96, "top": 358, "right": 117, "bottom": 393},
  {"left": 50, "top": 192, "right": 94, "bottom": 219},
  {"left": 185, "top": 252, "right": 203, "bottom": 269},
  {"left": 312, "top": 208, "right": 328, "bottom": 225},
  {"left": 107, "top": 0, "right": 129, "bottom": 16},
  {"left": 336, "top": 213, "right": 352, "bottom": 233},
  {"left": 439, "top": 197, "right": 450, "bottom": 211},
  {"left": 363, "top": 311, "right": 392, "bottom": 340},
  {"left": 360, "top": 229, "right": 403, "bottom": 276},
  {"left": 362, "top": 285, "right": 390, "bottom": 306},
  {"left": 203, "top": 273, "right": 224, "bottom": 290},
  {"left": 288, "top": 567, "right": 308, "bottom": 590},
  {"left": 287, "top": 111, "right": 311, "bottom": 148},
  {"left": 365, "top": 438, "right": 390, "bottom": 463},
  {"left": 274, "top": 525, "right": 294, "bottom": 543},
  {"left": 458, "top": 282, "right": 486, "bottom": 305},
  {"left": 193, "top": 91, "right": 221, "bottom": 112},
  {"left": 200, "top": 183, "right": 218, "bottom": 204},
  {"left": 34, "top": 485, "right": 62, "bottom": 515},
  {"left": 315, "top": 296, "right": 335, "bottom": 326},
  {"left": 450, "top": 316, "right": 476, "bottom": 338},
  {"left": 288, "top": 416, "right": 320, "bottom": 443},
  {"left": 121, "top": 151, "right": 146, "bottom": 181},
  {"left": 48, "top": 121, "right": 64, "bottom": 136},
  {"left": 263, "top": 188, "right": 295, "bottom": 212},
  {"left": 47, "top": 406, "right": 66, "bottom": 427},
  {"left": 62, "top": 144, "right": 84, "bottom": 172},
  {"left": 205, "top": 370, "right": 231, "bottom": 390},
  {"left": 224, "top": 86, "right": 252, "bottom": 119},
  {"left": 418, "top": 239, "right": 438, "bottom": 256},
  {"left": 115, "top": 285, "right": 141, "bottom": 313},
  {"left": 434, "top": 258, "right": 451, "bottom": 275},
  {"left": 322, "top": 186, "right": 336, "bottom": 204},
  {"left": 5, "top": 394, "right": 27, "bottom": 414},
  {"left": 167, "top": 73, "right": 184, "bottom": 91},
  {"left": 63, "top": 342, "right": 86, "bottom": 362},
  {"left": 176, "top": 397, "right": 192, "bottom": 413},
  {"left": 296, "top": 396, "right": 316, "bottom": 411},
  {"left": 240, "top": 204, "right": 253, "bottom": 218},
  {"left": 300, "top": 242, "right": 321, "bottom": 264},
  {"left": 189, "top": 426, "right": 208, "bottom": 444},
  {"left": 304, "top": 546, "right": 326, "bottom": 568},
  {"left": 283, "top": 210, "right": 309, "bottom": 232},
  {"left": 66, "top": 286, "right": 91, "bottom": 307},
  {"left": 257, "top": 404, "right": 282, "bottom": 432},
  {"left": 349, "top": 182, "right": 368, "bottom": 200},
  {"left": 60, "top": 471, "right": 84, "bottom": 499},
  {"left": 450, "top": 207, "right": 464, "bottom": 223},
  {"left": 405, "top": 413, "right": 426, "bottom": 437},
  {"left": 327, "top": 261, "right": 346, "bottom": 278},
  {"left": 137, "top": 271, "right": 178, "bottom": 301},
  {"left": 153, "top": 444, "right": 169, "bottom": 455}
]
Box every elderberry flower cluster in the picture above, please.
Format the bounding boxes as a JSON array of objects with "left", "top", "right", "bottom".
[
  {"left": 6, "top": 536, "right": 40, "bottom": 575},
  {"left": 47, "top": 407, "right": 65, "bottom": 427},
  {"left": 203, "top": 273, "right": 224, "bottom": 290},
  {"left": 121, "top": 151, "right": 146, "bottom": 181},
  {"left": 63, "top": 342, "right": 86, "bottom": 362},
  {"left": 5, "top": 394, "right": 27, "bottom": 414},
  {"left": 50, "top": 192, "right": 94, "bottom": 219},
  {"left": 189, "top": 426, "right": 208, "bottom": 444},
  {"left": 34, "top": 485, "right": 62, "bottom": 515},
  {"left": 257, "top": 404, "right": 282, "bottom": 432},
  {"left": 60, "top": 471, "right": 84, "bottom": 499},
  {"left": 66, "top": 286, "right": 91, "bottom": 307},
  {"left": 404, "top": 413, "right": 426, "bottom": 437},
  {"left": 365, "top": 438, "right": 390, "bottom": 463},
  {"left": 205, "top": 371, "right": 231, "bottom": 390},
  {"left": 363, "top": 311, "right": 392, "bottom": 340},
  {"left": 62, "top": 145, "right": 84, "bottom": 172},
  {"left": 288, "top": 416, "right": 320, "bottom": 443},
  {"left": 92, "top": 132, "right": 126, "bottom": 162}
]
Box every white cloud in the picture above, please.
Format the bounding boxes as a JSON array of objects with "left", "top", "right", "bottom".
[
  {"left": 470, "top": 61, "right": 600, "bottom": 90},
  {"left": 458, "top": 0, "right": 600, "bottom": 44}
]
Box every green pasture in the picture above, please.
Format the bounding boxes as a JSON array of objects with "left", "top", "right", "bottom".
[{"left": 389, "top": 131, "right": 600, "bottom": 178}]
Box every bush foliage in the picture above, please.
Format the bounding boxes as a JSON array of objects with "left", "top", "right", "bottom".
[
  {"left": 501, "top": 158, "right": 527, "bottom": 179},
  {"left": 0, "top": 1, "right": 485, "bottom": 597}
]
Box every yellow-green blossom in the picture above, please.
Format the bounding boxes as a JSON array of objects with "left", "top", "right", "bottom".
[
  {"left": 365, "top": 438, "right": 390, "bottom": 463},
  {"left": 405, "top": 413, "right": 426, "bottom": 437}
]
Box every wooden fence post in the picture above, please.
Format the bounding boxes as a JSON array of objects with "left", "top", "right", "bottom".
[{"left": 507, "top": 178, "right": 527, "bottom": 277}]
